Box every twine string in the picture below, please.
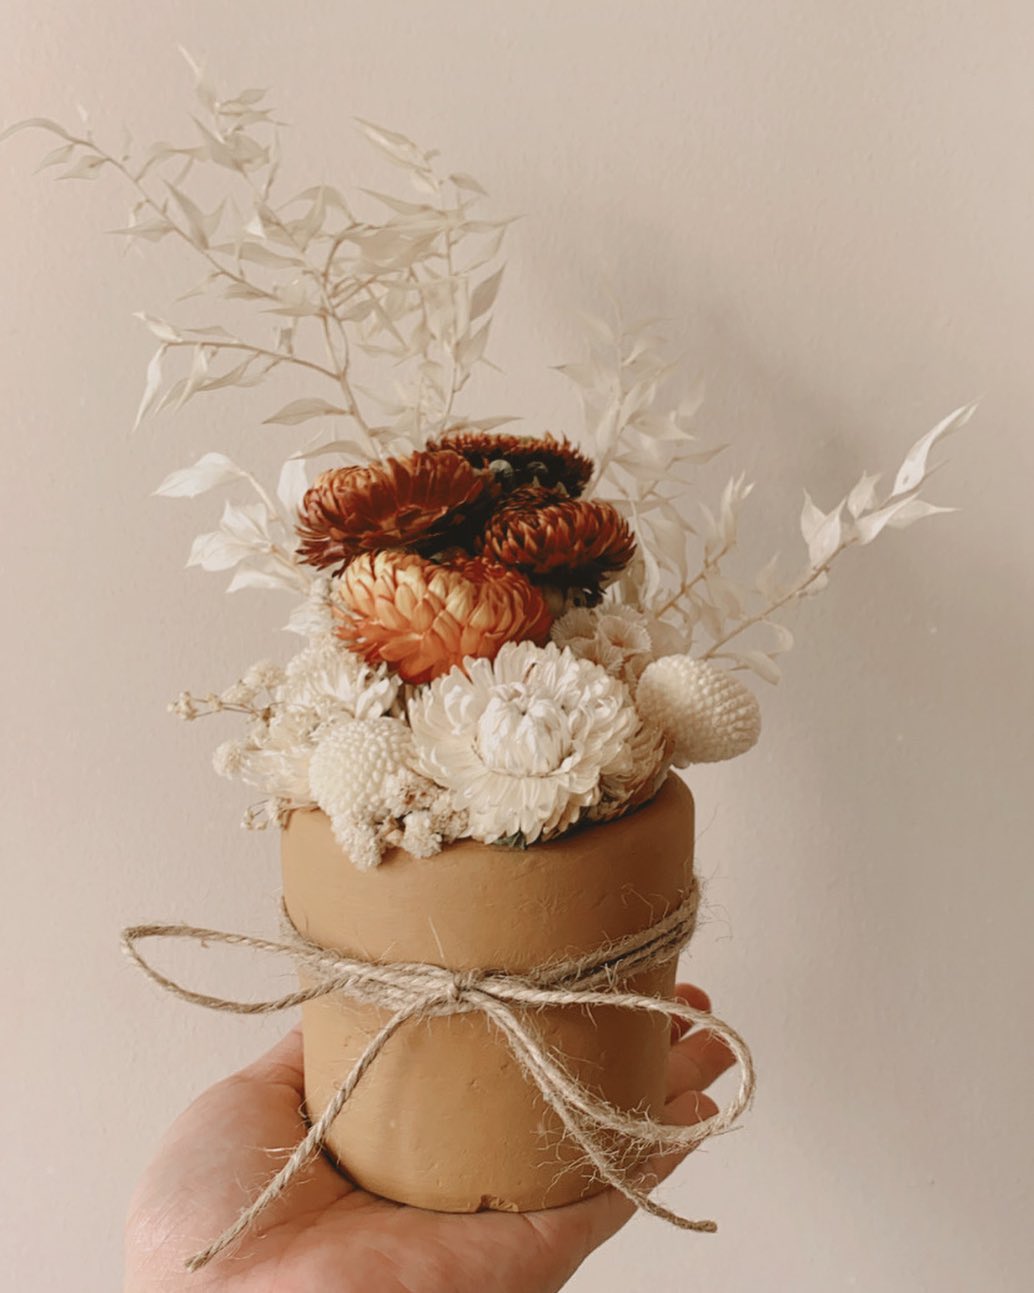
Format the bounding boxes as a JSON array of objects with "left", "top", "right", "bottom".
[{"left": 121, "top": 882, "right": 755, "bottom": 1273}]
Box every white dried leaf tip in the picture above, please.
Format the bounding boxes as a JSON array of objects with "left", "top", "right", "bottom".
[{"left": 636, "top": 655, "right": 761, "bottom": 766}]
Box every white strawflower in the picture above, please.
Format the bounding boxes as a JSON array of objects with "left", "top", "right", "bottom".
[
  {"left": 636, "top": 655, "right": 761, "bottom": 766},
  {"left": 552, "top": 604, "right": 688, "bottom": 689},
  {"left": 408, "top": 641, "right": 637, "bottom": 844},
  {"left": 235, "top": 708, "right": 315, "bottom": 802},
  {"left": 282, "top": 639, "right": 400, "bottom": 722}
]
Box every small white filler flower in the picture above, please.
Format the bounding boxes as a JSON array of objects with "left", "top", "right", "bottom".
[
  {"left": 635, "top": 654, "right": 761, "bottom": 766},
  {"left": 552, "top": 604, "right": 687, "bottom": 689},
  {"left": 282, "top": 639, "right": 400, "bottom": 722},
  {"left": 408, "top": 641, "right": 637, "bottom": 844}
]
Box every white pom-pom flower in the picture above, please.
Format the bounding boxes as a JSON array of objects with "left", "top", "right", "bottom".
[
  {"left": 636, "top": 655, "right": 761, "bottom": 766},
  {"left": 408, "top": 641, "right": 637, "bottom": 844},
  {"left": 551, "top": 604, "right": 687, "bottom": 689},
  {"left": 308, "top": 716, "right": 417, "bottom": 844}
]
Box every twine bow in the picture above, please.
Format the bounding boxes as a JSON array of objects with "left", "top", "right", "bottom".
[{"left": 122, "top": 882, "right": 755, "bottom": 1273}]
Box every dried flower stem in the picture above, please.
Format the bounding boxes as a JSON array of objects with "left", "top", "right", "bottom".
[
  {"left": 701, "top": 539, "right": 854, "bottom": 658},
  {"left": 162, "top": 338, "right": 338, "bottom": 382}
]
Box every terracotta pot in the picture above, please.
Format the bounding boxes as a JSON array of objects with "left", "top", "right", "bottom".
[{"left": 280, "top": 772, "right": 695, "bottom": 1213}]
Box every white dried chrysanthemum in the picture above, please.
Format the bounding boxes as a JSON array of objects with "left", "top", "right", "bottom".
[
  {"left": 551, "top": 604, "right": 687, "bottom": 689},
  {"left": 408, "top": 641, "right": 637, "bottom": 844},
  {"left": 636, "top": 655, "right": 761, "bottom": 766},
  {"left": 281, "top": 638, "right": 400, "bottom": 722}
]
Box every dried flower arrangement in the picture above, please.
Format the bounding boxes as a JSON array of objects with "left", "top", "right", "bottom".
[
  {"left": 4, "top": 57, "right": 967, "bottom": 871},
  {"left": 5, "top": 53, "right": 972, "bottom": 1263}
]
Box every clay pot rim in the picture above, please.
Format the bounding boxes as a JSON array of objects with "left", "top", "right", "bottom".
[{"left": 283, "top": 770, "right": 690, "bottom": 872}]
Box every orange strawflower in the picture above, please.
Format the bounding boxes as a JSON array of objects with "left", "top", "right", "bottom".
[
  {"left": 333, "top": 551, "right": 552, "bottom": 685},
  {"left": 475, "top": 489, "right": 636, "bottom": 597},
  {"left": 427, "top": 427, "right": 594, "bottom": 497},
  {"left": 296, "top": 449, "right": 494, "bottom": 571}
]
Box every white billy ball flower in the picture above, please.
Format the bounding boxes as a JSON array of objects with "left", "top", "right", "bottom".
[
  {"left": 635, "top": 654, "right": 761, "bottom": 766},
  {"left": 408, "top": 641, "right": 637, "bottom": 845},
  {"left": 308, "top": 717, "right": 418, "bottom": 866}
]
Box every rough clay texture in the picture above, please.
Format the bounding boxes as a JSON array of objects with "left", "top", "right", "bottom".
[{"left": 280, "top": 773, "right": 695, "bottom": 1213}]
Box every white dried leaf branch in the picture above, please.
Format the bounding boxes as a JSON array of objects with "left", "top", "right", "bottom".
[
  {"left": 697, "top": 403, "right": 975, "bottom": 682},
  {"left": 559, "top": 310, "right": 721, "bottom": 609},
  {"left": 5, "top": 50, "right": 512, "bottom": 594},
  {"left": 559, "top": 307, "right": 973, "bottom": 681}
]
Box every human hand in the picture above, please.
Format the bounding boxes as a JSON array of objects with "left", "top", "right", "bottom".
[{"left": 124, "top": 983, "right": 735, "bottom": 1293}]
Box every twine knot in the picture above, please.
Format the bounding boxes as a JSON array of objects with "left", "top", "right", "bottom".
[
  {"left": 448, "top": 968, "right": 482, "bottom": 1001},
  {"left": 121, "top": 879, "right": 754, "bottom": 1274}
]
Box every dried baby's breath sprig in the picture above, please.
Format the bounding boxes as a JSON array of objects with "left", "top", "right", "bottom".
[{"left": 241, "top": 797, "right": 293, "bottom": 832}]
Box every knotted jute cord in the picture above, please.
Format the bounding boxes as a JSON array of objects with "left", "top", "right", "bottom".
[{"left": 122, "top": 879, "right": 755, "bottom": 1273}]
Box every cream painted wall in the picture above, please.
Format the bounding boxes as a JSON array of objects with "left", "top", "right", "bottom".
[{"left": 2, "top": 3, "right": 1032, "bottom": 1290}]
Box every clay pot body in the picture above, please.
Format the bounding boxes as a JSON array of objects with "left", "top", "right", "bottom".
[{"left": 280, "top": 772, "right": 695, "bottom": 1213}]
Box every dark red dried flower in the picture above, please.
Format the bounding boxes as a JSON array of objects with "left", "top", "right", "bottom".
[
  {"left": 296, "top": 449, "right": 494, "bottom": 570},
  {"left": 475, "top": 488, "right": 636, "bottom": 599},
  {"left": 426, "top": 427, "right": 594, "bottom": 497}
]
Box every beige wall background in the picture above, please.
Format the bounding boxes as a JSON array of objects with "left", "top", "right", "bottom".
[{"left": 3, "top": 2, "right": 1033, "bottom": 1290}]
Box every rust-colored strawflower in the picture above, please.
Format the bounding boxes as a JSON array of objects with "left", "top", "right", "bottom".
[
  {"left": 296, "top": 449, "right": 494, "bottom": 571},
  {"left": 333, "top": 551, "right": 552, "bottom": 685},
  {"left": 427, "top": 427, "right": 594, "bottom": 497},
  {"left": 475, "top": 489, "right": 636, "bottom": 599}
]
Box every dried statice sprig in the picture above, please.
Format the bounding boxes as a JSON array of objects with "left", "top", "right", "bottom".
[{"left": 562, "top": 311, "right": 974, "bottom": 683}]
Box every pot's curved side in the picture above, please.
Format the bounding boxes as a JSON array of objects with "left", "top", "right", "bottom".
[{"left": 281, "top": 773, "right": 695, "bottom": 1213}]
